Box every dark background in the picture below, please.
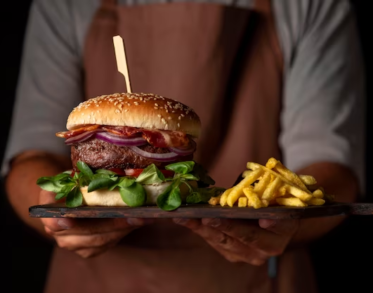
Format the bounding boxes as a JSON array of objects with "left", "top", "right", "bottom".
[{"left": 0, "top": 1, "right": 371, "bottom": 292}]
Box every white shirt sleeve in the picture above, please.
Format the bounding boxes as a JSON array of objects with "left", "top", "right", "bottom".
[
  {"left": 273, "top": 0, "right": 366, "bottom": 192},
  {"left": 1, "top": 0, "right": 86, "bottom": 175}
]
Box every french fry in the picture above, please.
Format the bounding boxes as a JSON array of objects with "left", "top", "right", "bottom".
[
  {"left": 312, "top": 189, "right": 324, "bottom": 199},
  {"left": 308, "top": 198, "right": 325, "bottom": 206},
  {"left": 246, "top": 162, "right": 261, "bottom": 171},
  {"left": 299, "top": 175, "right": 317, "bottom": 186},
  {"left": 262, "top": 177, "right": 282, "bottom": 201},
  {"left": 243, "top": 187, "right": 262, "bottom": 209},
  {"left": 238, "top": 197, "right": 248, "bottom": 207},
  {"left": 284, "top": 185, "right": 313, "bottom": 201},
  {"left": 261, "top": 199, "right": 269, "bottom": 207},
  {"left": 272, "top": 160, "right": 308, "bottom": 191},
  {"left": 220, "top": 188, "right": 232, "bottom": 206},
  {"left": 276, "top": 198, "right": 307, "bottom": 207},
  {"left": 227, "top": 168, "right": 263, "bottom": 207},
  {"left": 254, "top": 171, "right": 272, "bottom": 195},
  {"left": 247, "top": 162, "right": 312, "bottom": 195},
  {"left": 208, "top": 195, "right": 221, "bottom": 206},
  {"left": 209, "top": 158, "right": 328, "bottom": 209},
  {"left": 265, "top": 157, "right": 278, "bottom": 169},
  {"left": 242, "top": 170, "right": 252, "bottom": 178},
  {"left": 278, "top": 185, "right": 287, "bottom": 197}
]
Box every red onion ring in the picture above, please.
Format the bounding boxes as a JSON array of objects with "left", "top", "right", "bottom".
[
  {"left": 168, "top": 139, "right": 196, "bottom": 156},
  {"left": 96, "top": 132, "right": 147, "bottom": 147},
  {"left": 65, "top": 131, "right": 97, "bottom": 145},
  {"left": 129, "top": 146, "right": 180, "bottom": 162}
]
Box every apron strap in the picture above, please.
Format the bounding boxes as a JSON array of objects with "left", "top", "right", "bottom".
[{"left": 253, "top": 0, "right": 283, "bottom": 70}]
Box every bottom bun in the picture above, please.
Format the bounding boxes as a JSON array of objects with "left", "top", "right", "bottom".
[{"left": 80, "top": 181, "right": 196, "bottom": 207}]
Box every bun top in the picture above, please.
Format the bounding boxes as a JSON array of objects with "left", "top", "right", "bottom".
[{"left": 67, "top": 93, "right": 201, "bottom": 137}]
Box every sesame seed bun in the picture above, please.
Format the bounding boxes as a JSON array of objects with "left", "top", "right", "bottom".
[{"left": 67, "top": 93, "right": 201, "bottom": 138}]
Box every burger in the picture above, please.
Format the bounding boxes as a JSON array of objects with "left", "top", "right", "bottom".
[{"left": 37, "top": 93, "right": 219, "bottom": 211}]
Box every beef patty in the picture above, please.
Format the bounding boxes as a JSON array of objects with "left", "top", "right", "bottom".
[{"left": 71, "top": 138, "right": 193, "bottom": 171}]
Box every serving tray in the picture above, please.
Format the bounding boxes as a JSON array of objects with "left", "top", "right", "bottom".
[{"left": 29, "top": 202, "right": 373, "bottom": 220}]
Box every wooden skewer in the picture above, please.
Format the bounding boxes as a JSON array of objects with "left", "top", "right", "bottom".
[{"left": 113, "top": 35, "right": 132, "bottom": 93}]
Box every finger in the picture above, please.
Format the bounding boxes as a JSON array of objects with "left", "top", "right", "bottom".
[
  {"left": 55, "top": 230, "right": 128, "bottom": 251},
  {"left": 39, "top": 189, "right": 59, "bottom": 204},
  {"left": 174, "top": 218, "right": 268, "bottom": 264},
  {"left": 259, "top": 219, "right": 299, "bottom": 236},
  {"left": 42, "top": 217, "right": 153, "bottom": 235},
  {"left": 201, "top": 218, "right": 290, "bottom": 256},
  {"left": 75, "top": 247, "right": 107, "bottom": 259},
  {"left": 212, "top": 245, "right": 267, "bottom": 266},
  {"left": 204, "top": 233, "right": 268, "bottom": 265}
]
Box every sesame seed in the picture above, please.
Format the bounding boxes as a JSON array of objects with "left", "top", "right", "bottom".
[
  {"left": 154, "top": 107, "right": 158, "bottom": 110},
  {"left": 158, "top": 114, "right": 161, "bottom": 118},
  {"left": 178, "top": 116, "right": 181, "bottom": 120},
  {"left": 134, "top": 102, "right": 139, "bottom": 105},
  {"left": 168, "top": 117, "right": 172, "bottom": 120},
  {"left": 155, "top": 103, "right": 158, "bottom": 107},
  {"left": 181, "top": 114, "right": 185, "bottom": 117},
  {"left": 177, "top": 123, "right": 180, "bottom": 128}
]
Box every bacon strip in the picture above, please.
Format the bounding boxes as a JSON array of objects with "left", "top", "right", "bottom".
[
  {"left": 56, "top": 125, "right": 100, "bottom": 138},
  {"left": 56, "top": 125, "right": 191, "bottom": 148}
]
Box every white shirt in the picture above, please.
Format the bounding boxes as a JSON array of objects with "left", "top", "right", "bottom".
[{"left": 2, "top": 0, "right": 366, "bottom": 191}]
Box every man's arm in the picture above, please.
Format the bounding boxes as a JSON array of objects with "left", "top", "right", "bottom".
[
  {"left": 173, "top": 161, "right": 358, "bottom": 265},
  {"left": 6, "top": 152, "right": 153, "bottom": 258},
  {"left": 6, "top": 152, "right": 71, "bottom": 236},
  {"left": 2, "top": 0, "right": 84, "bottom": 236},
  {"left": 276, "top": 0, "right": 364, "bottom": 243},
  {"left": 2, "top": 1, "right": 151, "bottom": 258},
  {"left": 291, "top": 161, "right": 358, "bottom": 245},
  {"left": 173, "top": 0, "right": 365, "bottom": 265},
  {"left": 275, "top": 0, "right": 365, "bottom": 190}
]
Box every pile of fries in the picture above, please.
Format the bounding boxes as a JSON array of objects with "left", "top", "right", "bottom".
[{"left": 209, "top": 158, "right": 334, "bottom": 208}]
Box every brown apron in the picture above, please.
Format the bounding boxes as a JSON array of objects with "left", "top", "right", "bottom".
[{"left": 45, "top": 1, "right": 317, "bottom": 292}]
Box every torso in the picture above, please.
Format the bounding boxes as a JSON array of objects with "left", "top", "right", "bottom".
[{"left": 45, "top": 1, "right": 316, "bottom": 292}]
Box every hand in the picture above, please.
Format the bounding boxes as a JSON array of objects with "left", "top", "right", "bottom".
[
  {"left": 39, "top": 190, "right": 153, "bottom": 258},
  {"left": 173, "top": 218, "right": 299, "bottom": 266}
]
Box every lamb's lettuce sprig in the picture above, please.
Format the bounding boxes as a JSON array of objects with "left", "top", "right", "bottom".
[{"left": 37, "top": 160, "right": 220, "bottom": 211}]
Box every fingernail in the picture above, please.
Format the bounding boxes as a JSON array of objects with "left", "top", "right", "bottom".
[
  {"left": 203, "top": 218, "right": 221, "bottom": 228},
  {"left": 57, "top": 219, "right": 72, "bottom": 230},
  {"left": 173, "top": 218, "right": 189, "bottom": 225},
  {"left": 127, "top": 218, "right": 144, "bottom": 226},
  {"left": 259, "top": 219, "right": 276, "bottom": 229}
]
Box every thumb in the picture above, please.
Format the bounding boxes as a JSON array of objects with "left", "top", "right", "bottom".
[{"left": 39, "top": 189, "right": 61, "bottom": 205}]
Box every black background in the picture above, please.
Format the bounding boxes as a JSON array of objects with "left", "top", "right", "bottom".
[{"left": 0, "top": 1, "right": 372, "bottom": 292}]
